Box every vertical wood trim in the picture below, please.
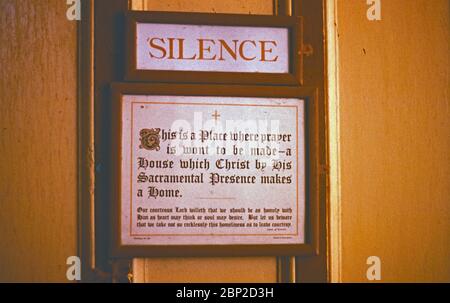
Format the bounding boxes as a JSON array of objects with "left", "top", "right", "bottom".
[
  {"left": 274, "top": 0, "right": 296, "bottom": 284},
  {"left": 79, "top": 0, "right": 116, "bottom": 282},
  {"left": 274, "top": 0, "right": 292, "bottom": 16},
  {"left": 78, "top": 0, "right": 96, "bottom": 278},
  {"left": 294, "top": 0, "right": 328, "bottom": 282},
  {"left": 93, "top": 0, "right": 130, "bottom": 277},
  {"left": 325, "top": 0, "right": 342, "bottom": 283},
  {"left": 276, "top": 256, "right": 297, "bottom": 283},
  {"left": 128, "top": 0, "right": 147, "bottom": 284},
  {"left": 290, "top": 256, "right": 297, "bottom": 283}
]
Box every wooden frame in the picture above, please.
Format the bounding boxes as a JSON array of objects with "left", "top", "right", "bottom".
[
  {"left": 84, "top": 0, "right": 329, "bottom": 282},
  {"left": 110, "top": 82, "right": 319, "bottom": 258},
  {"left": 125, "top": 11, "right": 303, "bottom": 86}
]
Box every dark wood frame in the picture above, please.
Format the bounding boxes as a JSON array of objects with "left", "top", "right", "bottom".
[
  {"left": 110, "top": 82, "right": 319, "bottom": 258},
  {"left": 83, "top": 0, "right": 329, "bottom": 282},
  {"left": 125, "top": 11, "right": 303, "bottom": 86}
]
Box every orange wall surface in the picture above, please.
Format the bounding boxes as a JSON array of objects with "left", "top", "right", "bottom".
[
  {"left": 0, "top": 0, "right": 78, "bottom": 282},
  {"left": 337, "top": 0, "right": 450, "bottom": 282}
]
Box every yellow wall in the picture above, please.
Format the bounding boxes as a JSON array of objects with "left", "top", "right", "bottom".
[
  {"left": 0, "top": 0, "right": 77, "bottom": 282},
  {"left": 337, "top": 0, "right": 450, "bottom": 282}
]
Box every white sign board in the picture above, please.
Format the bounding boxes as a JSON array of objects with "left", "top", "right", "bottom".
[
  {"left": 119, "top": 95, "right": 305, "bottom": 246},
  {"left": 135, "top": 23, "right": 290, "bottom": 73}
]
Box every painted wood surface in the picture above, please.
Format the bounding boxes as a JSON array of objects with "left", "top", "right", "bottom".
[
  {"left": 337, "top": 0, "right": 450, "bottom": 282},
  {"left": 0, "top": 0, "right": 78, "bottom": 282}
]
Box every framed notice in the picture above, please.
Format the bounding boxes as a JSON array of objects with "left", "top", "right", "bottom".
[
  {"left": 110, "top": 83, "right": 318, "bottom": 257},
  {"left": 125, "top": 11, "right": 303, "bottom": 85}
]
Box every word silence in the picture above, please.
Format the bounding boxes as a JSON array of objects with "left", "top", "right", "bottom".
[{"left": 135, "top": 23, "right": 289, "bottom": 73}]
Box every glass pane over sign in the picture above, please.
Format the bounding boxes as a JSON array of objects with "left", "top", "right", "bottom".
[
  {"left": 120, "top": 95, "right": 305, "bottom": 246},
  {"left": 136, "top": 23, "right": 289, "bottom": 73}
]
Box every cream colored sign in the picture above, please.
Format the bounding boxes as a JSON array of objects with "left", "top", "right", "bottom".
[
  {"left": 120, "top": 95, "right": 305, "bottom": 245},
  {"left": 136, "top": 23, "right": 289, "bottom": 73}
]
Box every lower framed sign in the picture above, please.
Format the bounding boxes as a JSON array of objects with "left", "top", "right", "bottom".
[{"left": 110, "top": 83, "right": 319, "bottom": 257}]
